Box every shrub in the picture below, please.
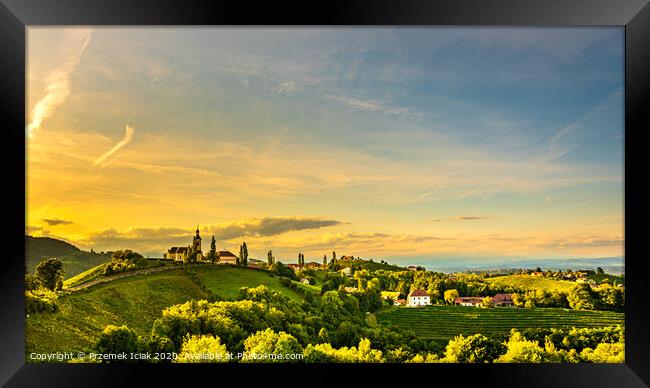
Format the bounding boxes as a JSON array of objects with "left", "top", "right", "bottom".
[
  {"left": 25, "top": 288, "right": 58, "bottom": 314},
  {"left": 175, "top": 334, "right": 230, "bottom": 363}
]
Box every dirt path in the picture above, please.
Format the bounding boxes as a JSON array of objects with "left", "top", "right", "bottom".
[{"left": 65, "top": 264, "right": 181, "bottom": 292}]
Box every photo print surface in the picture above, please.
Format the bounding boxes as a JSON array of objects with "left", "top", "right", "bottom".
[{"left": 26, "top": 27, "right": 624, "bottom": 364}]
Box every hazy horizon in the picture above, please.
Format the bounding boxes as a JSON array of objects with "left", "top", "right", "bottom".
[{"left": 26, "top": 27, "right": 624, "bottom": 262}]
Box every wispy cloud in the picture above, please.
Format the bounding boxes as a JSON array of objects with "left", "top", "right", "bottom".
[
  {"left": 325, "top": 94, "right": 411, "bottom": 115},
  {"left": 94, "top": 124, "right": 135, "bottom": 167},
  {"left": 275, "top": 81, "right": 299, "bottom": 94},
  {"left": 42, "top": 218, "right": 73, "bottom": 226},
  {"left": 27, "top": 29, "right": 92, "bottom": 138}
]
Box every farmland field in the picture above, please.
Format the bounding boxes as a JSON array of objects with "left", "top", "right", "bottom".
[
  {"left": 484, "top": 274, "right": 578, "bottom": 292},
  {"left": 376, "top": 305, "right": 624, "bottom": 341}
]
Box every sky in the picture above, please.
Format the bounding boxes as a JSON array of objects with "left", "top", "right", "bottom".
[{"left": 26, "top": 27, "right": 624, "bottom": 263}]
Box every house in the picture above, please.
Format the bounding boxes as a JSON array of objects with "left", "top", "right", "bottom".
[
  {"left": 306, "top": 261, "right": 321, "bottom": 269},
  {"left": 394, "top": 299, "right": 406, "bottom": 306},
  {"left": 339, "top": 267, "right": 352, "bottom": 277},
  {"left": 344, "top": 286, "right": 359, "bottom": 293},
  {"left": 531, "top": 271, "right": 544, "bottom": 277},
  {"left": 164, "top": 226, "right": 204, "bottom": 262},
  {"left": 408, "top": 290, "right": 431, "bottom": 307},
  {"left": 287, "top": 264, "right": 302, "bottom": 272},
  {"left": 454, "top": 296, "right": 484, "bottom": 307},
  {"left": 165, "top": 246, "right": 189, "bottom": 262},
  {"left": 407, "top": 265, "right": 418, "bottom": 271},
  {"left": 216, "top": 250, "right": 237, "bottom": 265},
  {"left": 492, "top": 293, "right": 515, "bottom": 307},
  {"left": 300, "top": 278, "right": 311, "bottom": 285}
]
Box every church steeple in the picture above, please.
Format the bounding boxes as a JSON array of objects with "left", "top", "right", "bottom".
[{"left": 193, "top": 225, "right": 202, "bottom": 253}]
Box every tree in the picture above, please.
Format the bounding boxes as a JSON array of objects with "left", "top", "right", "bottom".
[
  {"left": 323, "top": 254, "right": 327, "bottom": 266},
  {"left": 175, "top": 334, "right": 229, "bottom": 363},
  {"left": 35, "top": 258, "right": 65, "bottom": 291},
  {"left": 481, "top": 296, "right": 494, "bottom": 308},
  {"left": 444, "top": 289, "right": 459, "bottom": 305},
  {"left": 567, "top": 283, "right": 597, "bottom": 310},
  {"left": 332, "top": 251, "right": 337, "bottom": 263},
  {"left": 95, "top": 325, "right": 139, "bottom": 360},
  {"left": 242, "top": 242, "right": 248, "bottom": 266},
  {"left": 267, "top": 250, "right": 274, "bottom": 266},
  {"left": 239, "top": 245, "right": 244, "bottom": 266},
  {"left": 241, "top": 329, "right": 303, "bottom": 363},
  {"left": 444, "top": 334, "right": 505, "bottom": 363},
  {"left": 596, "top": 267, "right": 604, "bottom": 274},
  {"left": 207, "top": 236, "right": 217, "bottom": 264}
]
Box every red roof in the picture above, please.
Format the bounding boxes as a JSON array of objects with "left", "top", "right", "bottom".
[
  {"left": 492, "top": 293, "right": 513, "bottom": 302},
  {"left": 409, "top": 290, "right": 428, "bottom": 297}
]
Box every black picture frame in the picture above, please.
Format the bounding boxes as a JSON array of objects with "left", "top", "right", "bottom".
[{"left": 1, "top": 0, "right": 648, "bottom": 386}]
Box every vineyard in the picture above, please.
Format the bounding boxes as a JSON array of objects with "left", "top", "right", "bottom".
[{"left": 375, "top": 305, "right": 624, "bottom": 341}]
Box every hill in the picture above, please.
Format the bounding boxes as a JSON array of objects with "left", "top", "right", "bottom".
[
  {"left": 376, "top": 305, "right": 624, "bottom": 342},
  {"left": 26, "top": 235, "right": 111, "bottom": 278},
  {"left": 188, "top": 265, "right": 304, "bottom": 302},
  {"left": 484, "top": 274, "right": 578, "bottom": 293},
  {"left": 337, "top": 259, "right": 405, "bottom": 272},
  {"left": 26, "top": 264, "right": 309, "bottom": 358}
]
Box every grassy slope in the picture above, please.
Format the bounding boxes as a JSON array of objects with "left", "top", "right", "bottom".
[
  {"left": 63, "top": 260, "right": 172, "bottom": 289},
  {"left": 485, "top": 274, "right": 578, "bottom": 292},
  {"left": 189, "top": 265, "right": 304, "bottom": 302},
  {"left": 588, "top": 273, "right": 625, "bottom": 286},
  {"left": 337, "top": 259, "right": 405, "bottom": 272},
  {"left": 376, "top": 305, "right": 624, "bottom": 342},
  {"left": 26, "top": 268, "right": 210, "bottom": 357}
]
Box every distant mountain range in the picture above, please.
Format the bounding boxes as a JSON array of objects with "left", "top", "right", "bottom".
[
  {"left": 25, "top": 235, "right": 111, "bottom": 278},
  {"left": 410, "top": 257, "right": 624, "bottom": 274}
]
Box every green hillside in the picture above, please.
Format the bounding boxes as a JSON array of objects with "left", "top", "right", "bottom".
[
  {"left": 27, "top": 264, "right": 311, "bottom": 358},
  {"left": 337, "top": 259, "right": 405, "bottom": 272},
  {"left": 485, "top": 274, "right": 578, "bottom": 292},
  {"left": 588, "top": 273, "right": 624, "bottom": 286},
  {"left": 188, "top": 265, "right": 304, "bottom": 302},
  {"left": 26, "top": 268, "right": 210, "bottom": 357},
  {"left": 376, "top": 305, "right": 624, "bottom": 342},
  {"left": 26, "top": 235, "right": 112, "bottom": 278}
]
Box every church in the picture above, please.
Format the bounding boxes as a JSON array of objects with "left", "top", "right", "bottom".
[{"left": 164, "top": 226, "right": 204, "bottom": 262}]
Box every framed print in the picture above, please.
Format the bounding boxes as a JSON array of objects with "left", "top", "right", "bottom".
[{"left": 1, "top": 0, "right": 649, "bottom": 386}]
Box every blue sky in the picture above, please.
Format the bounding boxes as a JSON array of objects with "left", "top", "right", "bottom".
[{"left": 27, "top": 27, "right": 624, "bottom": 261}]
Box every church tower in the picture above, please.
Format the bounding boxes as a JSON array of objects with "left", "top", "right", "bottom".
[{"left": 193, "top": 225, "right": 202, "bottom": 254}]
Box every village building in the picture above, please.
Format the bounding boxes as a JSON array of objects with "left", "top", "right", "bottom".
[
  {"left": 407, "top": 265, "right": 418, "bottom": 271},
  {"left": 408, "top": 290, "right": 431, "bottom": 307},
  {"left": 164, "top": 246, "right": 189, "bottom": 261},
  {"left": 394, "top": 299, "right": 407, "bottom": 306},
  {"left": 344, "top": 286, "right": 359, "bottom": 293},
  {"left": 217, "top": 250, "right": 237, "bottom": 265},
  {"left": 306, "top": 261, "right": 321, "bottom": 269},
  {"left": 164, "top": 226, "right": 204, "bottom": 262},
  {"left": 287, "top": 264, "right": 302, "bottom": 272},
  {"left": 339, "top": 267, "right": 352, "bottom": 277},
  {"left": 492, "top": 293, "right": 515, "bottom": 307},
  {"left": 300, "top": 278, "right": 311, "bottom": 285},
  {"left": 454, "top": 296, "right": 484, "bottom": 307}
]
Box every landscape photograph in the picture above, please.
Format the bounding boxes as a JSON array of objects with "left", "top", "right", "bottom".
[{"left": 25, "top": 27, "right": 624, "bottom": 364}]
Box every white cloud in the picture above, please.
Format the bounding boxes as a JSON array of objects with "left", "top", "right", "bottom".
[
  {"left": 27, "top": 29, "right": 92, "bottom": 138},
  {"left": 94, "top": 124, "right": 135, "bottom": 167}
]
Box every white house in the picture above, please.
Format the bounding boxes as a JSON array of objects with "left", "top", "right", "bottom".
[
  {"left": 339, "top": 267, "right": 352, "bottom": 277},
  {"left": 407, "top": 290, "right": 431, "bottom": 307}
]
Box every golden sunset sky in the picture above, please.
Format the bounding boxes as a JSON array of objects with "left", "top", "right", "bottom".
[{"left": 26, "top": 27, "right": 624, "bottom": 263}]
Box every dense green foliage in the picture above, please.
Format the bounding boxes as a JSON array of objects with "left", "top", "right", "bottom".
[
  {"left": 35, "top": 258, "right": 65, "bottom": 291},
  {"left": 103, "top": 250, "right": 147, "bottom": 275}
]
